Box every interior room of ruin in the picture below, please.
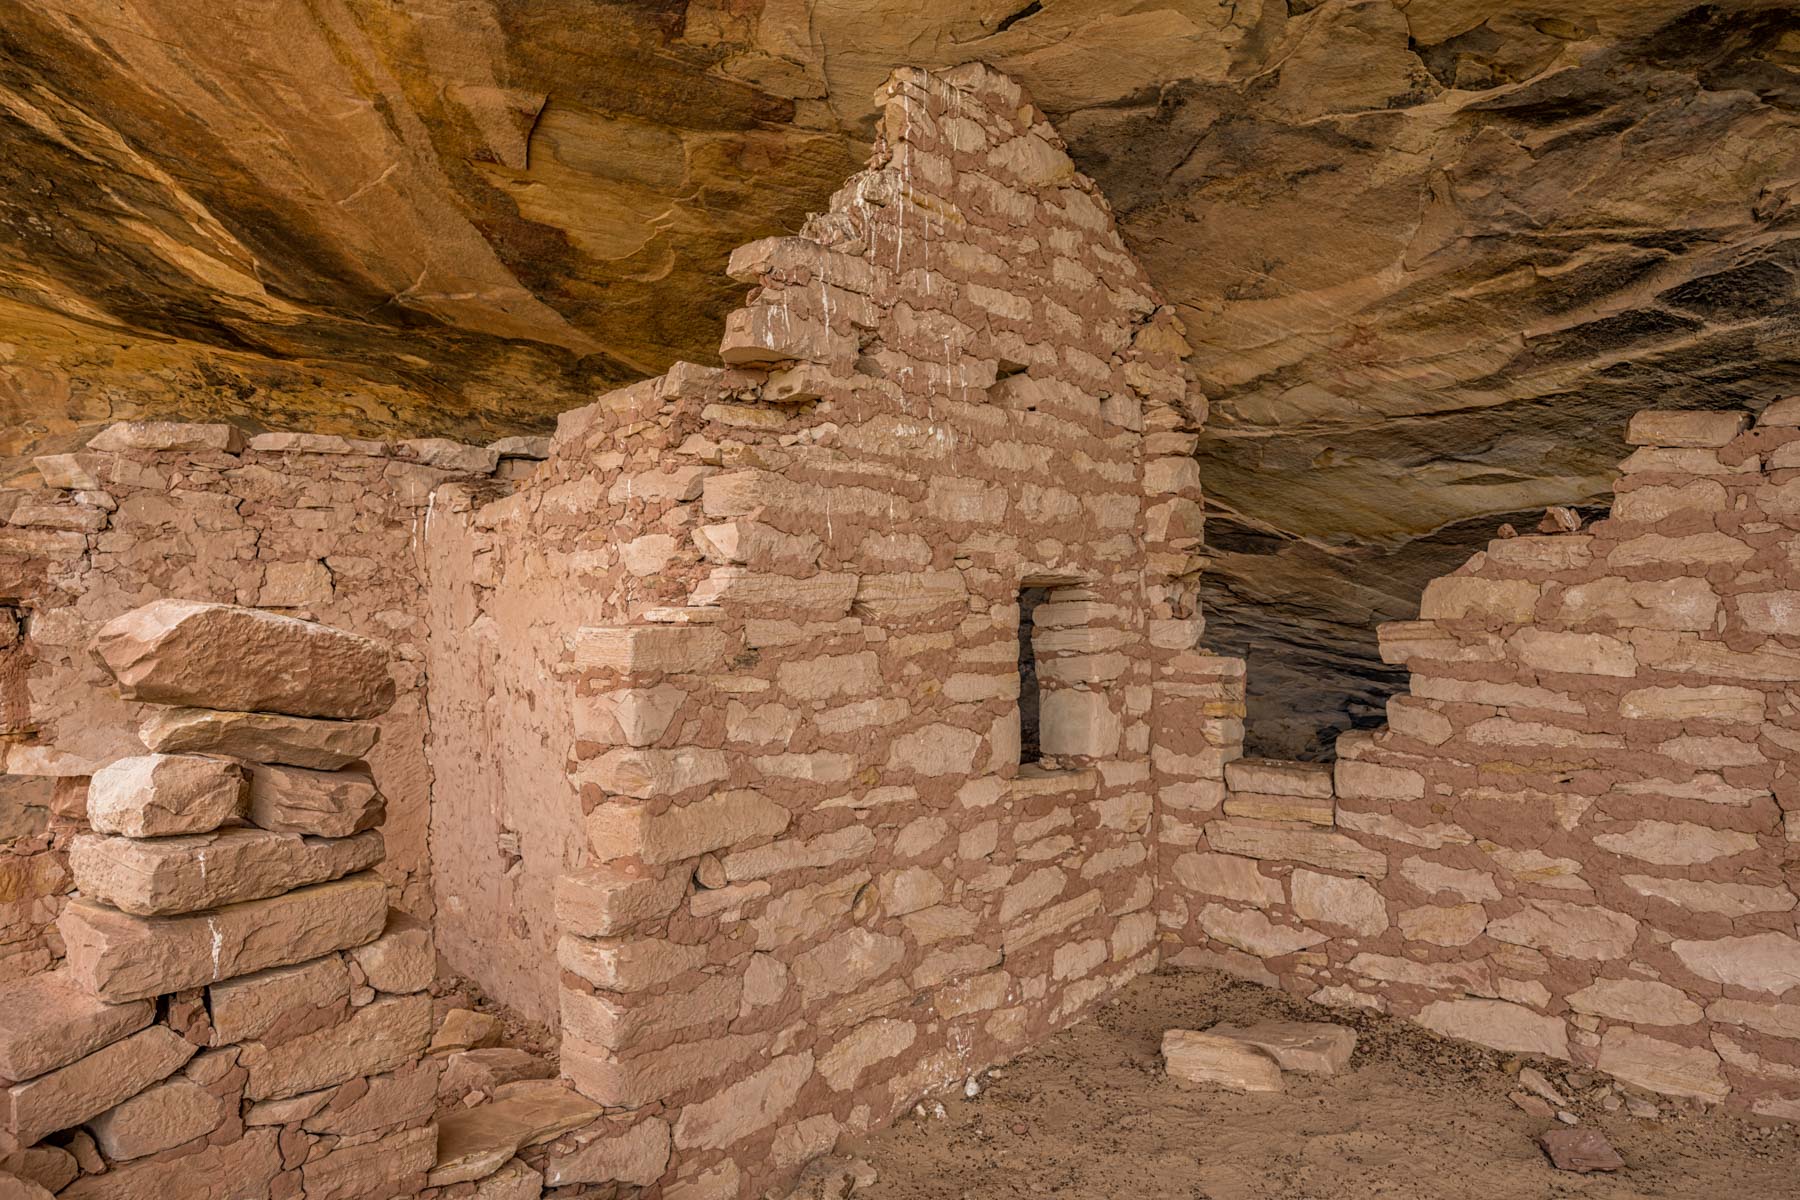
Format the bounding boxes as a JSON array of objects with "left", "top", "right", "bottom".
[{"left": 2, "top": 4, "right": 1798, "bottom": 1198}]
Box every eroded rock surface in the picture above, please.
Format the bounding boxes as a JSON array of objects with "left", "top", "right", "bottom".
[{"left": 3, "top": 2, "right": 1797, "bottom": 745}]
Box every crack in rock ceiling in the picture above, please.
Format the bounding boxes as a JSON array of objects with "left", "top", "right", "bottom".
[{"left": 1, "top": 0, "right": 1796, "bottom": 752}]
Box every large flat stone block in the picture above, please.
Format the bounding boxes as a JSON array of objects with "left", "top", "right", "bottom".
[
  {"left": 239, "top": 993, "right": 431, "bottom": 1100},
  {"left": 60, "top": 874, "right": 388, "bottom": 1002},
  {"left": 85, "top": 754, "right": 247, "bottom": 838},
  {"left": 247, "top": 763, "right": 385, "bottom": 837},
  {"left": 91, "top": 599, "right": 394, "bottom": 719},
  {"left": 0, "top": 972, "right": 154, "bottom": 1084},
  {"left": 70, "top": 828, "right": 384, "bottom": 916},
  {"left": 139, "top": 707, "right": 380, "bottom": 769},
  {"left": 2, "top": 1026, "right": 194, "bottom": 1147}
]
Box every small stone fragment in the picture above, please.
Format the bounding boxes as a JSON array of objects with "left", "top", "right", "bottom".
[
  {"left": 85, "top": 754, "right": 247, "bottom": 837},
  {"left": 431, "top": 1008, "right": 505, "bottom": 1056},
  {"left": 347, "top": 910, "right": 434, "bottom": 993},
  {"left": 441, "top": 1049, "right": 555, "bottom": 1097},
  {"left": 1537, "top": 1127, "right": 1624, "bottom": 1173},
  {"left": 1510, "top": 1091, "right": 1553, "bottom": 1118},
  {"left": 1161, "top": 1029, "right": 1283, "bottom": 1093}
]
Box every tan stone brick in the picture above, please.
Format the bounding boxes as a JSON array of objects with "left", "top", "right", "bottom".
[
  {"left": 240, "top": 993, "right": 431, "bottom": 1100},
  {"left": 1598, "top": 1027, "right": 1727, "bottom": 1102},
  {"left": 304, "top": 1124, "right": 435, "bottom": 1200},
  {"left": 209, "top": 953, "right": 351, "bottom": 1044},
  {"left": 544, "top": 1117, "right": 672, "bottom": 1188},
  {"left": 1291, "top": 871, "right": 1388, "bottom": 936},
  {"left": 570, "top": 625, "right": 734, "bottom": 674},
  {"left": 86, "top": 1076, "right": 223, "bottom": 1160},
  {"left": 70, "top": 828, "right": 383, "bottom": 916},
  {"left": 57, "top": 1128, "right": 281, "bottom": 1200},
  {"left": 672, "top": 1053, "right": 812, "bottom": 1150},
  {"left": 1419, "top": 577, "right": 1539, "bottom": 623},
  {"left": 246, "top": 763, "right": 384, "bottom": 837},
  {"left": 1416, "top": 999, "right": 1567, "bottom": 1059},
  {"left": 558, "top": 935, "right": 705, "bottom": 992},
  {"left": 61, "top": 874, "right": 387, "bottom": 1002},
  {"left": 85, "top": 754, "right": 248, "bottom": 838},
  {"left": 1198, "top": 905, "right": 1328, "bottom": 958},
  {"left": 138, "top": 707, "right": 379, "bottom": 770},
  {"left": 3, "top": 1026, "right": 195, "bottom": 1147},
  {"left": 346, "top": 909, "right": 433, "bottom": 993},
  {"left": 1397, "top": 902, "right": 1486, "bottom": 946},
  {"left": 586, "top": 790, "right": 790, "bottom": 865},
  {"left": 1625, "top": 409, "right": 1747, "bottom": 447},
  {"left": 0, "top": 972, "right": 153, "bottom": 1084},
  {"left": 1488, "top": 899, "right": 1638, "bottom": 960},
  {"left": 1205, "top": 820, "right": 1388, "bottom": 879},
  {"left": 1161, "top": 1030, "right": 1281, "bottom": 1092},
  {"left": 1672, "top": 931, "right": 1800, "bottom": 995},
  {"left": 556, "top": 866, "right": 689, "bottom": 936}
]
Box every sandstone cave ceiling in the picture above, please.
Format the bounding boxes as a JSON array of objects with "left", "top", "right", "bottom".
[{"left": 1, "top": 0, "right": 1797, "bottom": 755}]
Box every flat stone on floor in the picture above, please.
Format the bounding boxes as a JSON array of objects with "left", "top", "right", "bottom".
[
  {"left": 1205, "top": 1020, "right": 1358, "bottom": 1075},
  {"left": 428, "top": 1084, "right": 604, "bottom": 1186},
  {"left": 1161, "top": 1029, "right": 1283, "bottom": 1093}
]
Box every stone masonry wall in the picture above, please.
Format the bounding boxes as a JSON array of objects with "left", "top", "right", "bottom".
[
  {"left": 0, "top": 424, "right": 540, "bottom": 979},
  {"left": 423, "top": 62, "right": 1210, "bottom": 1199},
  {"left": 1160, "top": 405, "right": 1800, "bottom": 1121}
]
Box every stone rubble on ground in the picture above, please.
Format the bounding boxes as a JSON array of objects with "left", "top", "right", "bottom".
[{"left": 1537, "top": 1127, "right": 1624, "bottom": 1173}]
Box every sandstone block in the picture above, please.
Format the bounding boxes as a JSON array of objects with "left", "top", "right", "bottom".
[
  {"left": 1206, "top": 1021, "right": 1357, "bottom": 1074},
  {"left": 1333, "top": 760, "right": 1423, "bottom": 802},
  {"left": 1171, "top": 852, "right": 1284, "bottom": 906},
  {"left": 431, "top": 1008, "right": 505, "bottom": 1056},
  {"left": 86, "top": 1076, "right": 223, "bottom": 1160},
  {"left": 303, "top": 1124, "right": 435, "bottom": 1200},
  {"left": 544, "top": 1117, "right": 671, "bottom": 1187},
  {"left": 562, "top": 974, "right": 740, "bottom": 1053},
  {"left": 1397, "top": 903, "right": 1486, "bottom": 946},
  {"left": 561, "top": 1033, "right": 762, "bottom": 1108},
  {"left": 671, "top": 1052, "right": 812, "bottom": 1150},
  {"left": 1197, "top": 905, "right": 1327, "bottom": 958},
  {"left": 1568, "top": 978, "right": 1702, "bottom": 1026},
  {"left": 0, "top": 972, "right": 153, "bottom": 1084},
  {"left": 0, "top": 1146, "right": 76, "bottom": 1192},
  {"left": 1417, "top": 999, "right": 1567, "bottom": 1058},
  {"left": 91, "top": 599, "right": 394, "bottom": 719},
  {"left": 1594, "top": 820, "right": 1757, "bottom": 866},
  {"left": 60, "top": 873, "right": 388, "bottom": 1002},
  {"left": 57, "top": 1128, "right": 281, "bottom": 1200},
  {"left": 1597, "top": 1027, "right": 1728, "bottom": 1102},
  {"left": 1223, "top": 792, "right": 1334, "bottom": 825},
  {"left": 85, "top": 754, "right": 247, "bottom": 837},
  {"left": 348, "top": 910, "right": 433, "bottom": 993},
  {"left": 475, "top": 1160, "right": 544, "bottom": 1200},
  {"left": 570, "top": 625, "right": 734, "bottom": 674},
  {"left": 1487, "top": 899, "right": 1638, "bottom": 961},
  {"left": 3, "top": 1026, "right": 195, "bottom": 1148},
  {"left": 1672, "top": 931, "right": 1800, "bottom": 995},
  {"left": 430, "top": 1085, "right": 603, "bottom": 1186},
  {"left": 1419, "top": 577, "right": 1538, "bottom": 623},
  {"left": 246, "top": 762, "right": 384, "bottom": 837},
  {"left": 577, "top": 747, "right": 729, "bottom": 799},
  {"left": 1621, "top": 684, "right": 1765, "bottom": 724},
  {"left": 1289, "top": 870, "right": 1388, "bottom": 936},
  {"left": 139, "top": 707, "right": 379, "bottom": 769},
  {"left": 240, "top": 992, "right": 431, "bottom": 1100},
  {"left": 88, "top": 421, "right": 242, "bottom": 453},
  {"left": 555, "top": 867, "right": 689, "bottom": 936},
  {"left": 1509, "top": 628, "right": 1635, "bottom": 677},
  {"left": 586, "top": 790, "right": 790, "bottom": 865},
  {"left": 0, "top": 1171, "right": 53, "bottom": 1199},
  {"left": 1162, "top": 1030, "right": 1282, "bottom": 1092},
  {"left": 818, "top": 1018, "right": 918, "bottom": 1090},
  {"left": 1205, "top": 820, "right": 1388, "bottom": 878},
  {"left": 1625, "top": 409, "right": 1747, "bottom": 448},
  {"left": 70, "top": 828, "right": 383, "bottom": 916},
  {"left": 209, "top": 953, "right": 351, "bottom": 1044},
  {"left": 1225, "top": 758, "right": 1332, "bottom": 799},
  {"left": 558, "top": 935, "right": 705, "bottom": 992}
]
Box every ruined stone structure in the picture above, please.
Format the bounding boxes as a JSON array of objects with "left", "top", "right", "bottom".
[
  {"left": 1163, "top": 407, "right": 1800, "bottom": 1121},
  {"left": 0, "top": 59, "right": 1796, "bottom": 1200}
]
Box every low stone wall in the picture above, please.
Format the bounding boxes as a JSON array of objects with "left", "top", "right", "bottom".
[
  {"left": 1160, "top": 405, "right": 1800, "bottom": 1120},
  {"left": 0, "top": 422, "right": 540, "bottom": 979}
]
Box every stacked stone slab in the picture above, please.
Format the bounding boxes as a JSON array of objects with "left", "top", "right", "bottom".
[
  {"left": 1, "top": 420, "right": 539, "bottom": 981},
  {"left": 1161, "top": 405, "right": 1800, "bottom": 1122},
  {"left": 0, "top": 600, "right": 445, "bottom": 1198}
]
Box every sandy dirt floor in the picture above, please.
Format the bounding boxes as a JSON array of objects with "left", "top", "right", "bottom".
[{"left": 844, "top": 968, "right": 1800, "bottom": 1200}]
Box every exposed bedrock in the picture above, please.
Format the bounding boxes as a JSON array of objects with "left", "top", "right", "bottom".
[{"left": 2, "top": 2, "right": 1797, "bottom": 747}]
